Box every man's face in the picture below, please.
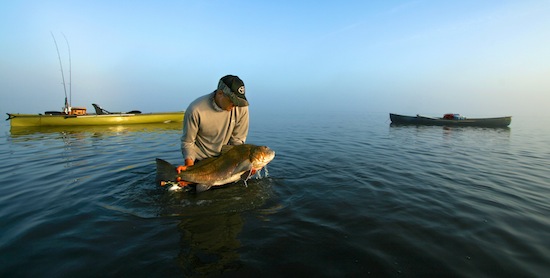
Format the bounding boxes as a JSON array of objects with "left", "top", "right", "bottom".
[{"left": 215, "top": 91, "right": 236, "bottom": 111}]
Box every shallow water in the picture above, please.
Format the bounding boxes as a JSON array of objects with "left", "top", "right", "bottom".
[{"left": 1, "top": 112, "right": 549, "bottom": 277}]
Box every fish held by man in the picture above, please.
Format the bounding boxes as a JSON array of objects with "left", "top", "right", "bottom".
[{"left": 156, "top": 144, "right": 275, "bottom": 192}]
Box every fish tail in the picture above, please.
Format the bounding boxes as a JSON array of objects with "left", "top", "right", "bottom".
[{"left": 156, "top": 158, "right": 177, "bottom": 185}]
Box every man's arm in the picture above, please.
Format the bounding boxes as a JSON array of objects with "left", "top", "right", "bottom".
[
  {"left": 229, "top": 106, "right": 249, "bottom": 145},
  {"left": 181, "top": 109, "right": 199, "bottom": 161}
]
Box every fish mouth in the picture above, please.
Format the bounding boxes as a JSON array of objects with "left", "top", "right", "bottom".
[{"left": 251, "top": 146, "right": 275, "bottom": 169}]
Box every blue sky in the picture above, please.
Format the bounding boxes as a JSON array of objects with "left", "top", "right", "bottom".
[{"left": 1, "top": 0, "right": 549, "bottom": 118}]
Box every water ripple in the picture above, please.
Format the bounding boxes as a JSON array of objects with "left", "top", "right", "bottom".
[{"left": 1, "top": 114, "right": 550, "bottom": 276}]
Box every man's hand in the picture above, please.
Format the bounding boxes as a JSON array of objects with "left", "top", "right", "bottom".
[
  {"left": 174, "top": 158, "right": 195, "bottom": 186},
  {"left": 176, "top": 165, "right": 188, "bottom": 173},
  {"left": 176, "top": 158, "right": 195, "bottom": 174},
  {"left": 176, "top": 177, "right": 191, "bottom": 187}
]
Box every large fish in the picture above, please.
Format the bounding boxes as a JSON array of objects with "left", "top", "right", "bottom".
[{"left": 156, "top": 144, "right": 275, "bottom": 192}]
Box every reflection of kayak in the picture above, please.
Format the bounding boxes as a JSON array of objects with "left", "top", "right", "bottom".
[
  {"left": 7, "top": 111, "right": 184, "bottom": 127},
  {"left": 389, "top": 113, "right": 511, "bottom": 128},
  {"left": 9, "top": 122, "right": 182, "bottom": 136}
]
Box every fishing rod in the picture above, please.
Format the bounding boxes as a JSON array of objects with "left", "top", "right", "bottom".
[
  {"left": 62, "top": 33, "right": 72, "bottom": 109},
  {"left": 50, "top": 32, "right": 69, "bottom": 113}
]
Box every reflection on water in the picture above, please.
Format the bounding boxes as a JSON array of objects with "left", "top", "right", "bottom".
[
  {"left": 389, "top": 124, "right": 511, "bottom": 145},
  {"left": 178, "top": 213, "right": 243, "bottom": 275},
  {"left": 9, "top": 122, "right": 182, "bottom": 137},
  {"left": 154, "top": 176, "right": 274, "bottom": 218},
  {"left": 174, "top": 181, "right": 272, "bottom": 275},
  {"left": 390, "top": 123, "right": 511, "bottom": 133},
  {"left": 135, "top": 177, "right": 275, "bottom": 276}
]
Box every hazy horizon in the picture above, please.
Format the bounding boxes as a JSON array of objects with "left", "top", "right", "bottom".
[{"left": 2, "top": 1, "right": 549, "bottom": 118}]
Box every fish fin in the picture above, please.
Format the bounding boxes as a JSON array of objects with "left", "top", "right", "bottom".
[
  {"left": 233, "top": 160, "right": 253, "bottom": 175},
  {"left": 221, "top": 145, "right": 234, "bottom": 154},
  {"left": 193, "top": 156, "right": 216, "bottom": 167},
  {"left": 195, "top": 184, "right": 212, "bottom": 193},
  {"left": 156, "top": 158, "right": 177, "bottom": 185}
]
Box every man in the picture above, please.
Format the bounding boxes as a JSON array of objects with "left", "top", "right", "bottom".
[{"left": 178, "top": 75, "right": 249, "bottom": 173}]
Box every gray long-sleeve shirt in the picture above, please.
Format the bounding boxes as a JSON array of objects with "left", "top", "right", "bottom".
[{"left": 181, "top": 92, "right": 249, "bottom": 162}]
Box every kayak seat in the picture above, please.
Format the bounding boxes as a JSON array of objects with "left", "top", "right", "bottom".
[{"left": 92, "top": 103, "right": 110, "bottom": 115}]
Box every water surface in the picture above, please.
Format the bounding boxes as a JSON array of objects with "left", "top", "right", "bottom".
[{"left": 1, "top": 112, "right": 549, "bottom": 277}]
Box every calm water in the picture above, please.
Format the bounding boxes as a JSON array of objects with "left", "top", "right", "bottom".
[{"left": 1, "top": 112, "right": 549, "bottom": 277}]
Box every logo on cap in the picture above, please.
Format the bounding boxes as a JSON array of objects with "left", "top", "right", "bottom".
[{"left": 238, "top": 86, "right": 245, "bottom": 95}]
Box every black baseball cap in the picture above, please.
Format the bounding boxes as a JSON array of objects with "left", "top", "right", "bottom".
[{"left": 218, "top": 75, "right": 248, "bottom": 107}]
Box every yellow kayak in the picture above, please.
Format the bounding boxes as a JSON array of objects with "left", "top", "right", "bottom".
[{"left": 7, "top": 111, "right": 184, "bottom": 127}]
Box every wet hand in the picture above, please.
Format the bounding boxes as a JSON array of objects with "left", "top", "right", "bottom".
[
  {"left": 176, "top": 158, "right": 194, "bottom": 173},
  {"left": 176, "top": 165, "right": 188, "bottom": 173},
  {"left": 176, "top": 176, "right": 191, "bottom": 187}
]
